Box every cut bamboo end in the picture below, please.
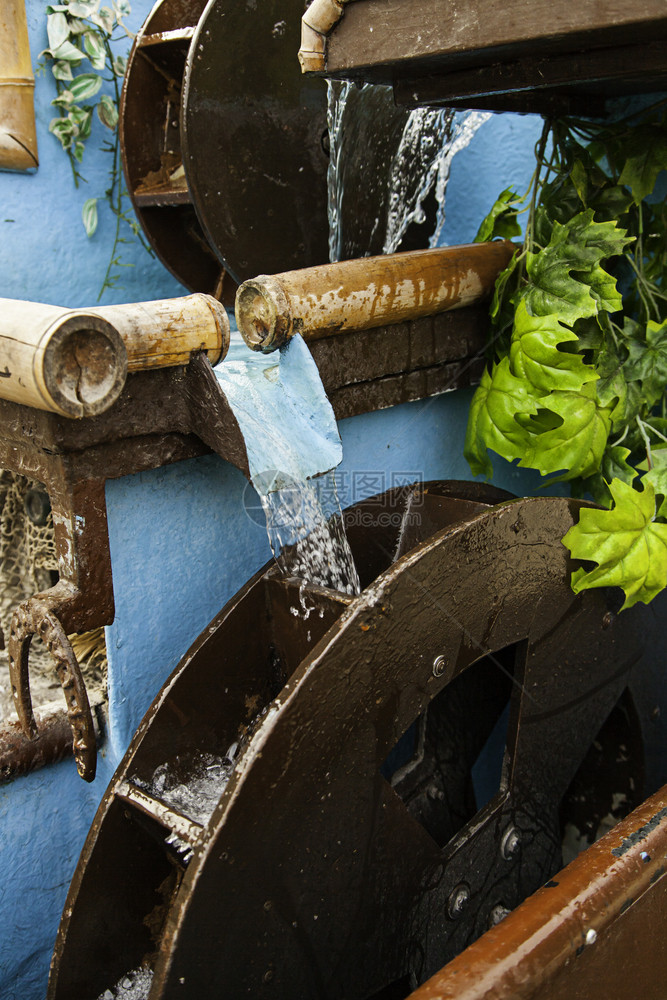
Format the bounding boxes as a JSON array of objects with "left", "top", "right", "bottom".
[
  {"left": 0, "top": 293, "right": 231, "bottom": 418},
  {"left": 0, "top": 299, "right": 128, "bottom": 417},
  {"left": 235, "top": 277, "right": 291, "bottom": 352},
  {"left": 236, "top": 243, "right": 516, "bottom": 353},
  {"left": 299, "top": 0, "right": 352, "bottom": 73},
  {"left": 39, "top": 315, "right": 128, "bottom": 418}
]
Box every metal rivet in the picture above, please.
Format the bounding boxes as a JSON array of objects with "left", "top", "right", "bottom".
[
  {"left": 447, "top": 883, "right": 470, "bottom": 919},
  {"left": 501, "top": 825, "right": 521, "bottom": 860},
  {"left": 263, "top": 969, "right": 274, "bottom": 983},
  {"left": 432, "top": 655, "right": 446, "bottom": 678},
  {"left": 489, "top": 904, "right": 510, "bottom": 928},
  {"left": 602, "top": 612, "right": 615, "bottom": 630}
]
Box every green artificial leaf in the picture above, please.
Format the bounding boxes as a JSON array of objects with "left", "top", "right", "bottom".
[
  {"left": 619, "top": 124, "right": 667, "bottom": 204},
  {"left": 464, "top": 358, "right": 538, "bottom": 477},
  {"left": 624, "top": 319, "right": 667, "bottom": 407},
  {"left": 82, "top": 196, "right": 98, "bottom": 237},
  {"left": 69, "top": 105, "right": 92, "bottom": 138},
  {"left": 560, "top": 209, "right": 633, "bottom": 263},
  {"left": 474, "top": 188, "right": 523, "bottom": 243},
  {"left": 588, "top": 183, "right": 633, "bottom": 225},
  {"left": 84, "top": 30, "right": 106, "bottom": 70},
  {"left": 112, "top": 54, "right": 127, "bottom": 77},
  {"left": 68, "top": 71, "right": 102, "bottom": 101},
  {"left": 52, "top": 59, "right": 73, "bottom": 81},
  {"left": 47, "top": 11, "right": 69, "bottom": 50},
  {"left": 51, "top": 39, "right": 84, "bottom": 62},
  {"left": 574, "top": 445, "right": 637, "bottom": 508},
  {"left": 522, "top": 211, "right": 631, "bottom": 323},
  {"left": 601, "top": 444, "right": 638, "bottom": 486},
  {"left": 97, "top": 93, "right": 118, "bottom": 129},
  {"left": 594, "top": 341, "right": 645, "bottom": 425},
  {"left": 48, "top": 116, "right": 74, "bottom": 150},
  {"left": 520, "top": 382, "right": 611, "bottom": 479},
  {"left": 90, "top": 5, "right": 114, "bottom": 32},
  {"left": 570, "top": 159, "right": 588, "bottom": 205},
  {"left": 114, "top": 0, "right": 131, "bottom": 18},
  {"left": 563, "top": 477, "right": 667, "bottom": 609},
  {"left": 68, "top": 1, "right": 100, "bottom": 15},
  {"left": 509, "top": 299, "right": 597, "bottom": 393},
  {"left": 643, "top": 448, "right": 667, "bottom": 517},
  {"left": 52, "top": 89, "right": 75, "bottom": 108}
]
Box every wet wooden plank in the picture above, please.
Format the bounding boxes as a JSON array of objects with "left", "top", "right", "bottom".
[{"left": 325, "top": 0, "right": 667, "bottom": 84}]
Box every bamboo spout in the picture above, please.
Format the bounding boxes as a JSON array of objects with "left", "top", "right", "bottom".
[
  {"left": 0, "top": 293, "right": 230, "bottom": 417},
  {"left": 0, "top": 0, "right": 38, "bottom": 171},
  {"left": 236, "top": 242, "right": 514, "bottom": 353}
]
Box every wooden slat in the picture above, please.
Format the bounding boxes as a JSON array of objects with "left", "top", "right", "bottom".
[
  {"left": 139, "top": 27, "right": 196, "bottom": 46},
  {"left": 324, "top": 0, "right": 667, "bottom": 81},
  {"left": 117, "top": 781, "right": 204, "bottom": 846}
]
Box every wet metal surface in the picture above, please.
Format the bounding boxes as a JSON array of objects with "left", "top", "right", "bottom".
[
  {"left": 409, "top": 784, "right": 667, "bottom": 1000},
  {"left": 47, "top": 484, "right": 667, "bottom": 998}
]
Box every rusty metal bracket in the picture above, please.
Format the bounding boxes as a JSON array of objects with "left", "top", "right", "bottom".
[{"left": 8, "top": 584, "right": 97, "bottom": 780}]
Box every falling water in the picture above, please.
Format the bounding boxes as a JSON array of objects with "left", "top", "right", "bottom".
[
  {"left": 261, "top": 470, "right": 360, "bottom": 595},
  {"left": 327, "top": 80, "right": 490, "bottom": 260},
  {"left": 216, "top": 335, "right": 360, "bottom": 596}
]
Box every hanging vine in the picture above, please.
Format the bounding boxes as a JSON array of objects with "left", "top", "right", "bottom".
[
  {"left": 467, "top": 102, "right": 667, "bottom": 610},
  {"left": 39, "top": 0, "right": 151, "bottom": 298}
]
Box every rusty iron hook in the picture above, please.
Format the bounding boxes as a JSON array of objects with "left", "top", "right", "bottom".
[{"left": 8, "top": 595, "right": 97, "bottom": 781}]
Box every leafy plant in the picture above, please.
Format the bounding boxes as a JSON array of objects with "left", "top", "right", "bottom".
[
  {"left": 39, "top": 0, "right": 151, "bottom": 298},
  {"left": 467, "top": 104, "right": 667, "bottom": 609}
]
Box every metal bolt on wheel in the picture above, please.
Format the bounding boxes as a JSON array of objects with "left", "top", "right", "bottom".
[{"left": 48, "top": 482, "right": 666, "bottom": 1000}]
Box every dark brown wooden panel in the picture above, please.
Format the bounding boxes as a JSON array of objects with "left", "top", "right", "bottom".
[{"left": 325, "top": 0, "right": 667, "bottom": 81}]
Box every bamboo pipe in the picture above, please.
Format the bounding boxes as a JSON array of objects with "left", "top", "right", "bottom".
[
  {"left": 0, "top": 294, "right": 230, "bottom": 417},
  {"left": 92, "top": 293, "right": 230, "bottom": 373},
  {"left": 236, "top": 242, "right": 515, "bottom": 353},
  {"left": 299, "top": 0, "right": 354, "bottom": 73},
  {"left": 0, "top": 0, "right": 38, "bottom": 171}
]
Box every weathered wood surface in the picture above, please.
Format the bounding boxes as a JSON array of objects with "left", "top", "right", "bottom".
[
  {"left": 325, "top": 0, "right": 667, "bottom": 79},
  {"left": 395, "top": 39, "right": 667, "bottom": 116},
  {"left": 236, "top": 242, "right": 513, "bottom": 352},
  {"left": 0, "top": 0, "right": 38, "bottom": 170}
]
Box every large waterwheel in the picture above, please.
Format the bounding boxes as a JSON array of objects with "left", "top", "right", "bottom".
[{"left": 48, "top": 482, "right": 666, "bottom": 999}]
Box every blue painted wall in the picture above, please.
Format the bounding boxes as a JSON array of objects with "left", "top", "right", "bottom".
[{"left": 0, "top": 4, "right": 546, "bottom": 994}]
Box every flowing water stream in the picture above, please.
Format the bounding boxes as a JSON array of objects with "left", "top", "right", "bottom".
[{"left": 327, "top": 81, "right": 490, "bottom": 260}]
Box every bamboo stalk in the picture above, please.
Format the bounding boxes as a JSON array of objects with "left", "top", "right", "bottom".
[
  {"left": 93, "top": 293, "right": 230, "bottom": 373},
  {"left": 236, "top": 242, "right": 515, "bottom": 353},
  {"left": 0, "top": 0, "right": 38, "bottom": 171},
  {"left": 299, "top": 0, "right": 354, "bottom": 72},
  {"left": 0, "top": 294, "right": 230, "bottom": 417}
]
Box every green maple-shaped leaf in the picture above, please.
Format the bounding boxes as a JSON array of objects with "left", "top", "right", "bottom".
[
  {"left": 624, "top": 319, "right": 667, "bottom": 407},
  {"left": 639, "top": 446, "right": 667, "bottom": 518},
  {"left": 573, "top": 445, "right": 637, "bottom": 507},
  {"left": 520, "top": 382, "right": 611, "bottom": 479},
  {"left": 509, "top": 299, "right": 597, "bottom": 393},
  {"left": 474, "top": 187, "right": 523, "bottom": 243},
  {"left": 594, "top": 341, "right": 644, "bottom": 425},
  {"left": 619, "top": 124, "right": 667, "bottom": 204},
  {"left": 563, "top": 477, "right": 667, "bottom": 609},
  {"left": 522, "top": 211, "right": 630, "bottom": 323},
  {"left": 464, "top": 358, "right": 538, "bottom": 477}
]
